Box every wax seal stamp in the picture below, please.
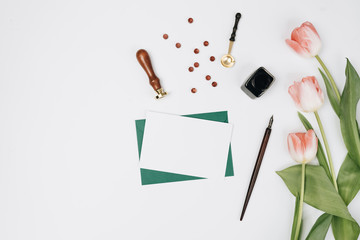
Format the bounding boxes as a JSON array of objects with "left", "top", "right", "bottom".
[
  {"left": 136, "top": 49, "right": 167, "bottom": 99},
  {"left": 221, "top": 12, "right": 241, "bottom": 68}
]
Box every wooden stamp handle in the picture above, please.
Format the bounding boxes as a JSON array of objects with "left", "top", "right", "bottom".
[
  {"left": 136, "top": 49, "right": 161, "bottom": 91},
  {"left": 229, "top": 13, "right": 241, "bottom": 42}
]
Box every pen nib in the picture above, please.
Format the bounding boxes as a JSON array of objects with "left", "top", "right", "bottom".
[{"left": 268, "top": 115, "right": 274, "bottom": 128}]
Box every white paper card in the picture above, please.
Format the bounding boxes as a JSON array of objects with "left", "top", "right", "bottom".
[{"left": 139, "top": 111, "right": 233, "bottom": 179}]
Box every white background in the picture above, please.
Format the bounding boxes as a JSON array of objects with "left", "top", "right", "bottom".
[{"left": 1, "top": 0, "right": 360, "bottom": 239}]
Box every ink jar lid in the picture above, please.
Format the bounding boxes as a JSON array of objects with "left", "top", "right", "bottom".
[{"left": 241, "top": 67, "right": 275, "bottom": 99}]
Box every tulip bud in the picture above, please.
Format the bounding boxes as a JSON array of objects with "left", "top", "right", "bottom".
[
  {"left": 286, "top": 22, "right": 321, "bottom": 58},
  {"left": 288, "top": 76, "right": 324, "bottom": 112},
  {"left": 287, "top": 130, "right": 318, "bottom": 164}
]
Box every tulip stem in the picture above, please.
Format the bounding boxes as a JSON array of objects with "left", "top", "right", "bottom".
[
  {"left": 314, "top": 111, "right": 338, "bottom": 192},
  {"left": 294, "top": 162, "right": 305, "bottom": 240},
  {"left": 315, "top": 55, "right": 341, "bottom": 101}
]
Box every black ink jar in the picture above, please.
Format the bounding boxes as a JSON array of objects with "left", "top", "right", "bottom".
[{"left": 241, "top": 67, "right": 275, "bottom": 99}]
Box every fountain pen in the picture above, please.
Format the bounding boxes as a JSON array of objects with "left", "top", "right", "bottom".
[{"left": 240, "top": 116, "right": 273, "bottom": 221}]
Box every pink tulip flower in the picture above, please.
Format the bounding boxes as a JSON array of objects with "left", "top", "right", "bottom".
[
  {"left": 286, "top": 22, "right": 321, "bottom": 58},
  {"left": 287, "top": 130, "right": 318, "bottom": 164},
  {"left": 288, "top": 76, "right": 324, "bottom": 112}
]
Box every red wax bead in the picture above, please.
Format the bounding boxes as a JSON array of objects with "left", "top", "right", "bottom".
[
  {"left": 194, "top": 62, "right": 199, "bottom": 68},
  {"left": 188, "top": 18, "right": 193, "bottom": 23},
  {"left": 163, "top": 34, "right": 168, "bottom": 39},
  {"left": 203, "top": 41, "right": 209, "bottom": 46},
  {"left": 206, "top": 75, "right": 211, "bottom": 81},
  {"left": 210, "top": 56, "right": 215, "bottom": 61},
  {"left": 194, "top": 48, "right": 199, "bottom": 54},
  {"left": 188, "top": 67, "right": 194, "bottom": 72},
  {"left": 191, "top": 88, "right": 197, "bottom": 93},
  {"left": 176, "top": 43, "right": 181, "bottom": 48},
  {"left": 212, "top": 81, "right": 217, "bottom": 87}
]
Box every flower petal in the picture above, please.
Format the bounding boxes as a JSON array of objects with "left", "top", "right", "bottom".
[
  {"left": 288, "top": 133, "right": 305, "bottom": 163},
  {"left": 286, "top": 39, "right": 311, "bottom": 58},
  {"left": 288, "top": 83, "right": 303, "bottom": 110},
  {"left": 299, "top": 77, "right": 324, "bottom": 112},
  {"left": 301, "top": 22, "right": 320, "bottom": 38},
  {"left": 303, "top": 130, "right": 318, "bottom": 163},
  {"left": 286, "top": 21, "right": 322, "bottom": 57}
]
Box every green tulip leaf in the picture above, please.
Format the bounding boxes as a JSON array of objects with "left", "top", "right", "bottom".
[
  {"left": 305, "top": 213, "right": 332, "bottom": 240},
  {"left": 276, "top": 165, "right": 354, "bottom": 222},
  {"left": 332, "top": 216, "right": 360, "bottom": 240},
  {"left": 340, "top": 59, "right": 360, "bottom": 167},
  {"left": 332, "top": 154, "right": 360, "bottom": 240},
  {"left": 319, "top": 68, "right": 340, "bottom": 116},
  {"left": 297, "top": 112, "right": 332, "bottom": 180},
  {"left": 337, "top": 154, "right": 360, "bottom": 205}
]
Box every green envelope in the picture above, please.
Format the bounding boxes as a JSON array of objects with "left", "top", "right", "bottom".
[{"left": 135, "top": 111, "right": 234, "bottom": 185}]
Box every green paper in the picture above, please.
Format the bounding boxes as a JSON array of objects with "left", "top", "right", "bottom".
[
  {"left": 135, "top": 111, "right": 234, "bottom": 185},
  {"left": 135, "top": 119, "right": 146, "bottom": 159},
  {"left": 140, "top": 169, "right": 205, "bottom": 185},
  {"left": 225, "top": 145, "right": 234, "bottom": 177}
]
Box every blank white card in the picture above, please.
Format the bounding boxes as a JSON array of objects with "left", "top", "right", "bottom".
[{"left": 139, "top": 111, "right": 233, "bottom": 179}]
